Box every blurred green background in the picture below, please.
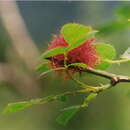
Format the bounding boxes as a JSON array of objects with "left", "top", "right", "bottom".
[{"left": 0, "top": 1, "right": 130, "bottom": 130}]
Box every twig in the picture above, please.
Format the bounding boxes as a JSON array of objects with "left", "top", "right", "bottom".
[{"left": 83, "top": 67, "right": 130, "bottom": 86}]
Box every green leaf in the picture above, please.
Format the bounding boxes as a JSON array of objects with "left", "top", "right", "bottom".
[
  {"left": 35, "top": 62, "right": 50, "bottom": 71},
  {"left": 97, "top": 6, "right": 130, "bottom": 36},
  {"left": 56, "top": 107, "right": 79, "bottom": 125},
  {"left": 95, "top": 43, "right": 116, "bottom": 70},
  {"left": 58, "top": 95, "right": 68, "bottom": 103},
  {"left": 68, "top": 63, "right": 87, "bottom": 68},
  {"left": 3, "top": 95, "right": 55, "bottom": 114},
  {"left": 117, "top": 6, "right": 130, "bottom": 20},
  {"left": 56, "top": 93, "right": 97, "bottom": 125},
  {"left": 97, "top": 21, "right": 130, "bottom": 35},
  {"left": 61, "top": 23, "right": 97, "bottom": 51},
  {"left": 83, "top": 93, "right": 97, "bottom": 105},
  {"left": 41, "top": 47, "right": 66, "bottom": 59},
  {"left": 121, "top": 47, "right": 130, "bottom": 59}
]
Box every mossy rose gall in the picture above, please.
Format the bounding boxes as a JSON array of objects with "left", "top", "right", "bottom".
[{"left": 48, "top": 35, "right": 100, "bottom": 71}]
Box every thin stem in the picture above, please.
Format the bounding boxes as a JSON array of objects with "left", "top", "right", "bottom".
[
  {"left": 66, "top": 70, "right": 97, "bottom": 90},
  {"left": 38, "top": 88, "right": 100, "bottom": 105},
  {"left": 104, "top": 59, "right": 130, "bottom": 64},
  {"left": 39, "top": 67, "right": 65, "bottom": 77},
  {"left": 64, "top": 53, "right": 68, "bottom": 68}
]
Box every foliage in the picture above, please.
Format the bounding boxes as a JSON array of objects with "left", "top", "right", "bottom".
[
  {"left": 97, "top": 6, "right": 130, "bottom": 35},
  {"left": 3, "top": 23, "right": 130, "bottom": 125},
  {"left": 95, "top": 43, "right": 116, "bottom": 70}
]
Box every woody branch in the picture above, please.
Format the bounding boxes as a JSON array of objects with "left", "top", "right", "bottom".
[{"left": 83, "top": 67, "right": 130, "bottom": 86}]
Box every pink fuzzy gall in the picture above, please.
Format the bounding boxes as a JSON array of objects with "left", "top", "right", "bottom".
[{"left": 48, "top": 35, "right": 100, "bottom": 71}]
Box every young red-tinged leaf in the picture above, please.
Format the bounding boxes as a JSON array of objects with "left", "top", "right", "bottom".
[
  {"left": 95, "top": 43, "right": 116, "bottom": 70},
  {"left": 41, "top": 46, "right": 66, "bottom": 59},
  {"left": 61, "top": 23, "right": 98, "bottom": 51}
]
